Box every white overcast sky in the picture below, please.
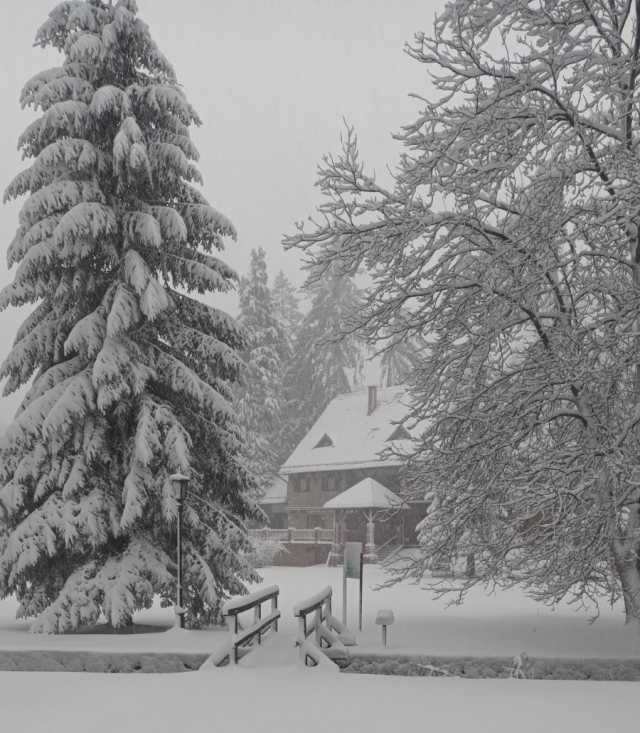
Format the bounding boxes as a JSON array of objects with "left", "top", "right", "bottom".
[{"left": 0, "top": 0, "right": 443, "bottom": 422}]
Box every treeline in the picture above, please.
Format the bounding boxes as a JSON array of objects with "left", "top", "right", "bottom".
[{"left": 234, "top": 249, "right": 416, "bottom": 497}]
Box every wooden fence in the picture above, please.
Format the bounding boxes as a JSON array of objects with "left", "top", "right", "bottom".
[
  {"left": 211, "top": 585, "right": 281, "bottom": 666},
  {"left": 293, "top": 585, "right": 355, "bottom": 668}
]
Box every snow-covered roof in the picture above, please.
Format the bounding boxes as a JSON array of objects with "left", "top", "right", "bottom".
[
  {"left": 323, "top": 478, "right": 408, "bottom": 510},
  {"left": 259, "top": 475, "right": 288, "bottom": 505},
  {"left": 280, "top": 387, "right": 414, "bottom": 474}
]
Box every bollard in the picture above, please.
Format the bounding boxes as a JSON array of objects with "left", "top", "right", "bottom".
[{"left": 375, "top": 609, "right": 395, "bottom": 646}]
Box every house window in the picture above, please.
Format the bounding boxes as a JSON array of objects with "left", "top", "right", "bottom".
[
  {"left": 314, "top": 433, "right": 334, "bottom": 448},
  {"left": 388, "top": 425, "right": 411, "bottom": 441},
  {"left": 322, "top": 472, "right": 338, "bottom": 492},
  {"left": 295, "top": 474, "right": 310, "bottom": 492}
]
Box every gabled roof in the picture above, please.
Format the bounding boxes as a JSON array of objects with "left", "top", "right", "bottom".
[
  {"left": 259, "top": 475, "right": 288, "bottom": 505},
  {"left": 280, "top": 386, "right": 415, "bottom": 474},
  {"left": 323, "top": 478, "right": 408, "bottom": 510}
]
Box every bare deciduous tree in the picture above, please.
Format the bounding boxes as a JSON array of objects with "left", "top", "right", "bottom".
[{"left": 285, "top": 0, "right": 640, "bottom": 625}]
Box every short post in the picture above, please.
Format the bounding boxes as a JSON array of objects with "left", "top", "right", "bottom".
[
  {"left": 254, "top": 600, "right": 262, "bottom": 643},
  {"left": 315, "top": 606, "right": 322, "bottom": 647},
  {"left": 271, "top": 593, "right": 278, "bottom": 632},
  {"left": 375, "top": 609, "right": 395, "bottom": 646}
]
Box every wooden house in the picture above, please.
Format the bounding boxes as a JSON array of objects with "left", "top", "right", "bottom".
[{"left": 256, "top": 386, "right": 427, "bottom": 565}]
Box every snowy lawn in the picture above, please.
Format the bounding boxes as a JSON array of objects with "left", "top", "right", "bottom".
[
  {"left": 1, "top": 562, "right": 639, "bottom": 732},
  {"left": 257, "top": 563, "right": 640, "bottom": 660}
]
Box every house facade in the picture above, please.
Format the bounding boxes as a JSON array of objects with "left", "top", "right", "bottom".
[{"left": 257, "top": 386, "right": 426, "bottom": 564}]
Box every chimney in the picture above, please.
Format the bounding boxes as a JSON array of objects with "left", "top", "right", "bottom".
[{"left": 367, "top": 385, "right": 378, "bottom": 416}]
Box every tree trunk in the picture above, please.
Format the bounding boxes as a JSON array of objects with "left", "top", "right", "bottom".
[
  {"left": 612, "top": 530, "right": 640, "bottom": 627},
  {"left": 621, "top": 562, "right": 640, "bottom": 627}
]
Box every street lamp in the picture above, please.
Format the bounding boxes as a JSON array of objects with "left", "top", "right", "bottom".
[{"left": 170, "top": 472, "right": 189, "bottom": 629}]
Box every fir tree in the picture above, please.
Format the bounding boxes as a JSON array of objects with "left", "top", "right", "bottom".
[
  {"left": 291, "top": 273, "right": 363, "bottom": 435},
  {"left": 0, "top": 0, "right": 258, "bottom": 632},
  {"left": 271, "top": 271, "right": 302, "bottom": 462},
  {"left": 236, "top": 249, "right": 284, "bottom": 496},
  {"left": 272, "top": 270, "right": 301, "bottom": 334}
]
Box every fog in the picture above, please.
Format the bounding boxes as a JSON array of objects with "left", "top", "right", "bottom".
[{"left": 0, "top": 0, "right": 443, "bottom": 423}]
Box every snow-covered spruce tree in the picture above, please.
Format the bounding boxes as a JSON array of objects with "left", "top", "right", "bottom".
[
  {"left": 0, "top": 0, "right": 259, "bottom": 632},
  {"left": 291, "top": 272, "right": 363, "bottom": 436},
  {"left": 235, "top": 249, "right": 285, "bottom": 496},
  {"left": 285, "top": 0, "right": 640, "bottom": 626},
  {"left": 272, "top": 270, "right": 302, "bottom": 334},
  {"left": 271, "top": 270, "right": 302, "bottom": 462}
]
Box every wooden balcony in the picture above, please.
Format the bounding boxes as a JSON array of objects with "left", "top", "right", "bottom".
[{"left": 249, "top": 528, "right": 336, "bottom": 544}]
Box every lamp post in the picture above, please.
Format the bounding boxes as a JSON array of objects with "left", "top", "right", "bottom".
[{"left": 170, "top": 472, "right": 189, "bottom": 629}]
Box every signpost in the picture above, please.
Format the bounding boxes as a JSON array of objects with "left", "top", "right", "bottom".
[{"left": 343, "top": 541, "right": 363, "bottom": 630}]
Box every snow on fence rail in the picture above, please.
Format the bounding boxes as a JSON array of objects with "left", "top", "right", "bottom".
[
  {"left": 249, "top": 528, "right": 335, "bottom": 544},
  {"left": 293, "top": 585, "right": 356, "bottom": 669},
  {"left": 210, "top": 585, "right": 281, "bottom": 666}
]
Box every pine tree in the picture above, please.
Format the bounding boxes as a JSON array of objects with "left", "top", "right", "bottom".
[
  {"left": 236, "top": 249, "right": 284, "bottom": 496},
  {"left": 271, "top": 271, "right": 302, "bottom": 462},
  {"left": 272, "top": 270, "right": 301, "bottom": 334},
  {"left": 291, "top": 273, "right": 363, "bottom": 435},
  {"left": 0, "top": 0, "right": 259, "bottom": 632}
]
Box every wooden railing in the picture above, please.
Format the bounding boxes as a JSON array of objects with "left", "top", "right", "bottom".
[
  {"left": 249, "top": 528, "right": 336, "bottom": 544},
  {"left": 211, "top": 585, "right": 281, "bottom": 666},
  {"left": 249, "top": 528, "right": 289, "bottom": 541},
  {"left": 293, "top": 586, "right": 356, "bottom": 668}
]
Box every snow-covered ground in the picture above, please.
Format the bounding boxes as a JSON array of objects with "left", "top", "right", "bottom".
[{"left": 1, "top": 563, "right": 639, "bottom": 732}]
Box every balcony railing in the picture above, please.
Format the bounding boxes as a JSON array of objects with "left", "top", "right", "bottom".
[{"left": 249, "top": 528, "right": 337, "bottom": 544}]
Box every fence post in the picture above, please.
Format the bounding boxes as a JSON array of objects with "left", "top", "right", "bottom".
[
  {"left": 315, "top": 607, "right": 322, "bottom": 647},
  {"left": 272, "top": 593, "right": 278, "bottom": 632},
  {"left": 288, "top": 526, "right": 294, "bottom": 543},
  {"left": 314, "top": 526, "right": 321, "bottom": 544},
  {"left": 255, "top": 601, "right": 262, "bottom": 644}
]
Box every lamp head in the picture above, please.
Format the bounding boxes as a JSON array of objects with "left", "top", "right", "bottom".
[{"left": 169, "top": 473, "right": 190, "bottom": 501}]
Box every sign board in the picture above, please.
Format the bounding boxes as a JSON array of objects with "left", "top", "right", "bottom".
[
  {"left": 343, "top": 542, "right": 363, "bottom": 630},
  {"left": 344, "top": 542, "right": 363, "bottom": 579}
]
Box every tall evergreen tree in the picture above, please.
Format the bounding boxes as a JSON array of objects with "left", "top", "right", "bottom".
[
  {"left": 272, "top": 270, "right": 301, "bottom": 334},
  {"left": 236, "top": 249, "right": 284, "bottom": 496},
  {"left": 291, "top": 273, "right": 363, "bottom": 435},
  {"left": 0, "top": 0, "right": 258, "bottom": 632},
  {"left": 271, "top": 271, "right": 302, "bottom": 462}
]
